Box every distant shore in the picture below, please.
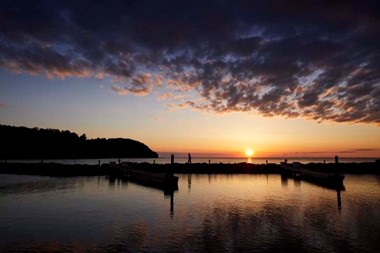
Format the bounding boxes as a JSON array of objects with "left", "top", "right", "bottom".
[
  {"left": 0, "top": 161, "right": 379, "bottom": 176},
  {"left": 0, "top": 125, "right": 159, "bottom": 160}
]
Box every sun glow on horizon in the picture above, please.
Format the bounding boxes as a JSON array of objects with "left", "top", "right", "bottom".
[{"left": 245, "top": 149, "right": 254, "bottom": 157}]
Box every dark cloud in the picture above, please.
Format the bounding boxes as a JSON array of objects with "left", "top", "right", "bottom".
[
  {"left": 352, "top": 148, "right": 380, "bottom": 152},
  {"left": 338, "top": 148, "right": 380, "bottom": 154},
  {"left": 1, "top": 0, "right": 380, "bottom": 124}
]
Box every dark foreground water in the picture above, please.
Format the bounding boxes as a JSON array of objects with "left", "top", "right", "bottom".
[{"left": 1, "top": 174, "right": 380, "bottom": 253}]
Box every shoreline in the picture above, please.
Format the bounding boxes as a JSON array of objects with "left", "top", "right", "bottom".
[{"left": 0, "top": 161, "right": 379, "bottom": 177}]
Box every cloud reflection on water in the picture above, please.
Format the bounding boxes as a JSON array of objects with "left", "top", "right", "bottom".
[{"left": 1, "top": 174, "right": 380, "bottom": 252}]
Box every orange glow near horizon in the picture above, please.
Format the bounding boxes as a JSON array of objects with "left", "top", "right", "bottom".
[
  {"left": 70, "top": 111, "right": 379, "bottom": 159},
  {"left": 154, "top": 145, "right": 380, "bottom": 158}
]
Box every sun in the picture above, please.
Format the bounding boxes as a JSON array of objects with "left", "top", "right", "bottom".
[{"left": 245, "top": 149, "right": 254, "bottom": 157}]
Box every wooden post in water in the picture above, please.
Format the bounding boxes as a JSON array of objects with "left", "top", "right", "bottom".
[
  {"left": 170, "top": 192, "right": 174, "bottom": 217},
  {"left": 171, "top": 154, "right": 174, "bottom": 165},
  {"left": 335, "top": 155, "right": 339, "bottom": 164},
  {"left": 337, "top": 190, "right": 342, "bottom": 210}
]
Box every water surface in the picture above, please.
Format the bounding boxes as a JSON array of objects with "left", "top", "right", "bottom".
[
  {"left": 1, "top": 174, "right": 380, "bottom": 252},
  {"left": 5, "top": 157, "right": 378, "bottom": 165}
]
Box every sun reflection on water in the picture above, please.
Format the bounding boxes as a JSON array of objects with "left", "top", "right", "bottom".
[{"left": 1, "top": 174, "right": 380, "bottom": 252}]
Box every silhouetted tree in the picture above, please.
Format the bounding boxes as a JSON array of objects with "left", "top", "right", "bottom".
[{"left": 0, "top": 125, "right": 158, "bottom": 159}]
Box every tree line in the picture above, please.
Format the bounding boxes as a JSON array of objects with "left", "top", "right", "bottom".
[{"left": 0, "top": 125, "right": 158, "bottom": 159}]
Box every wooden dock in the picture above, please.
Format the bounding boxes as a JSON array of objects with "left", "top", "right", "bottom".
[
  {"left": 111, "top": 162, "right": 179, "bottom": 190},
  {"left": 280, "top": 162, "right": 345, "bottom": 189}
]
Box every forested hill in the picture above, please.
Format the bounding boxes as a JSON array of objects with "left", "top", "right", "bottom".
[{"left": 0, "top": 125, "right": 158, "bottom": 159}]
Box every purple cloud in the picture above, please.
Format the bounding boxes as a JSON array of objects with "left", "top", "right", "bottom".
[{"left": 0, "top": 0, "right": 379, "bottom": 124}]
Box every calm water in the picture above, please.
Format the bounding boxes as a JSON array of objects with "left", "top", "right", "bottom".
[
  {"left": 1, "top": 174, "right": 380, "bottom": 252},
  {"left": 6, "top": 157, "right": 378, "bottom": 165}
]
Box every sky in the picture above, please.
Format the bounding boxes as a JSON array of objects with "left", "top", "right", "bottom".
[{"left": 0, "top": 0, "right": 380, "bottom": 158}]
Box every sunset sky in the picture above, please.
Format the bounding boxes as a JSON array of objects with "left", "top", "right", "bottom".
[{"left": 0, "top": 0, "right": 379, "bottom": 157}]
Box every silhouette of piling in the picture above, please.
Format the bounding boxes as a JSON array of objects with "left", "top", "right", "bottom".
[
  {"left": 171, "top": 154, "right": 174, "bottom": 165},
  {"left": 337, "top": 190, "right": 342, "bottom": 210},
  {"left": 170, "top": 192, "right": 174, "bottom": 217},
  {"left": 335, "top": 155, "right": 339, "bottom": 164}
]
